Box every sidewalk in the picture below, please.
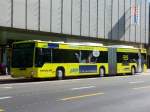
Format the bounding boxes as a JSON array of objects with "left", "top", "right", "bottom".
[
  {"left": 142, "top": 69, "right": 150, "bottom": 75},
  {"left": 0, "top": 75, "right": 13, "bottom": 80},
  {"left": 146, "top": 69, "right": 150, "bottom": 73},
  {"left": 0, "top": 75, "right": 26, "bottom": 84},
  {"left": 0, "top": 75, "right": 24, "bottom": 81}
]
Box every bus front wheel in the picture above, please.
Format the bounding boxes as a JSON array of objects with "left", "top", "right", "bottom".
[{"left": 99, "top": 67, "right": 105, "bottom": 77}]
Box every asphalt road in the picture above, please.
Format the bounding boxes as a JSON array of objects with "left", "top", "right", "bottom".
[{"left": 0, "top": 73, "right": 150, "bottom": 112}]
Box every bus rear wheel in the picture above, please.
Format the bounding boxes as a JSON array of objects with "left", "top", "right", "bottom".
[
  {"left": 131, "top": 67, "right": 136, "bottom": 75},
  {"left": 99, "top": 67, "right": 105, "bottom": 77},
  {"left": 56, "top": 69, "right": 64, "bottom": 80}
]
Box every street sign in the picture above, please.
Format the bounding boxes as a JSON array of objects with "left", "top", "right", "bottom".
[{"left": 131, "top": 5, "right": 140, "bottom": 25}]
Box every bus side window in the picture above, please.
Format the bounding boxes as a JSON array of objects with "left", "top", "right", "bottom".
[
  {"left": 35, "top": 48, "right": 44, "bottom": 67},
  {"left": 122, "top": 60, "right": 129, "bottom": 66},
  {"left": 117, "top": 53, "right": 129, "bottom": 66},
  {"left": 122, "top": 55, "right": 129, "bottom": 65},
  {"left": 130, "top": 59, "right": 136, "bottom": 63},
  {"left": 80, "top": 51, "right": 97, "bottom": 63},
  {"left": 129, "top": 53, "right": 138, "bottom": 63},
  {"left": 80, "top": 51, "right": 91, "bottom": 63},
  {"left": 88, "top": 53, "right": 97, "bottom": 63},
  {"left": 75, "top": 53, "right": 80, "bottom": 62},
  {"left": 91, "top": 56, "right": 97, "bottom": 63}
]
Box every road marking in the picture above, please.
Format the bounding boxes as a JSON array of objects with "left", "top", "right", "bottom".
[
  {"left": 71, "top": 86, "right": 96, "bottom": 91},
  {"left": 0, "top": 96, "right": 12, "bottom": 100},
  {"left": 3, "top": 86, "right": 13, "bottom": 89},
  {"left": 120, "top": 76, "right": 130, "bottom": 78},
  {"left": 0, "top": 109, "right": 5, "bottom": 112},
  {"left": 129, "top": 81, "right": 144, "bottom": 84},
  {"left": 1, "top": 81, "right": 50, "bottom": 87},
  {"left": 60, "top": 92, "right": 104, "bottom": 101},
  {"left": 133, "top": 85, "right": 150, "bottom": 90},
  {"left": 0, "top": 86, "right": 13, "bottom": 89}
]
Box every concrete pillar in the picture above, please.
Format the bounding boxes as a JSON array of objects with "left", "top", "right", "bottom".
[
  {"left": 0, "top": 31, "right": 8, "bottom": 74},
  {"left": 0, "top": 31, "right": 7, "bottom": 45}
]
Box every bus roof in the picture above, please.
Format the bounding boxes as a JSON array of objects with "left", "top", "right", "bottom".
[
  {"left": 60, "top": 42, "right": 104, "bottom": 47},
  {"left": 13, "top": 40, "right": 105, "bottom": 47},
  {"left": 12, "top": 40, "right": 146, "bottom": 52},
  {"left": 107, "top": 45, "right": 137, "bottom": 49}
]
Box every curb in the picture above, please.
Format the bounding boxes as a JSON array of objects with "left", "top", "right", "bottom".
[{"left": 0, "top": 70, "right": 150, "bottom": 81}]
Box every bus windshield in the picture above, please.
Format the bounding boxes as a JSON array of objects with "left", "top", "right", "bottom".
[{"left": 12, "top": 43, "right": 34, "bottom": 68}]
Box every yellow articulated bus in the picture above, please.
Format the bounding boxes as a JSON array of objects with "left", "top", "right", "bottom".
[
  {"left": 11, "top": 40, "right": 109, "bottom": 79},
  {"left": 11, "top": 40, "right": 147, "bottom": 79},
  {"left": 108, "top": 45, "right": 147, "bottom": 75}
]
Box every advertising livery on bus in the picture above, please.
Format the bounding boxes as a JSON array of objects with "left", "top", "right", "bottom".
[{"left": 11, "top": 40, "right": 147, "bottom": 79}]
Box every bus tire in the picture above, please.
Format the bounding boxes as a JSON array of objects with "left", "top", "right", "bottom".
[
  {"left": 131, "top": 66, "right": 136, "bottom": 75},
  {"left": 99, "top": 67, "right": 105, "bottom": 77},
  {"left": 56, "top": 68, "right": 64, "bottom": 80}
]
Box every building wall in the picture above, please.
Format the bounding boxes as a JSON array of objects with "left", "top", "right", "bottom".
[{"left": 0, "top": 0, "right": 149, "bottom": 44}]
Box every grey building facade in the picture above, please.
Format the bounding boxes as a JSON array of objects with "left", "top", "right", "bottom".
[{"left": 0, "top": 0, "right": 149, "bottom": 70}]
